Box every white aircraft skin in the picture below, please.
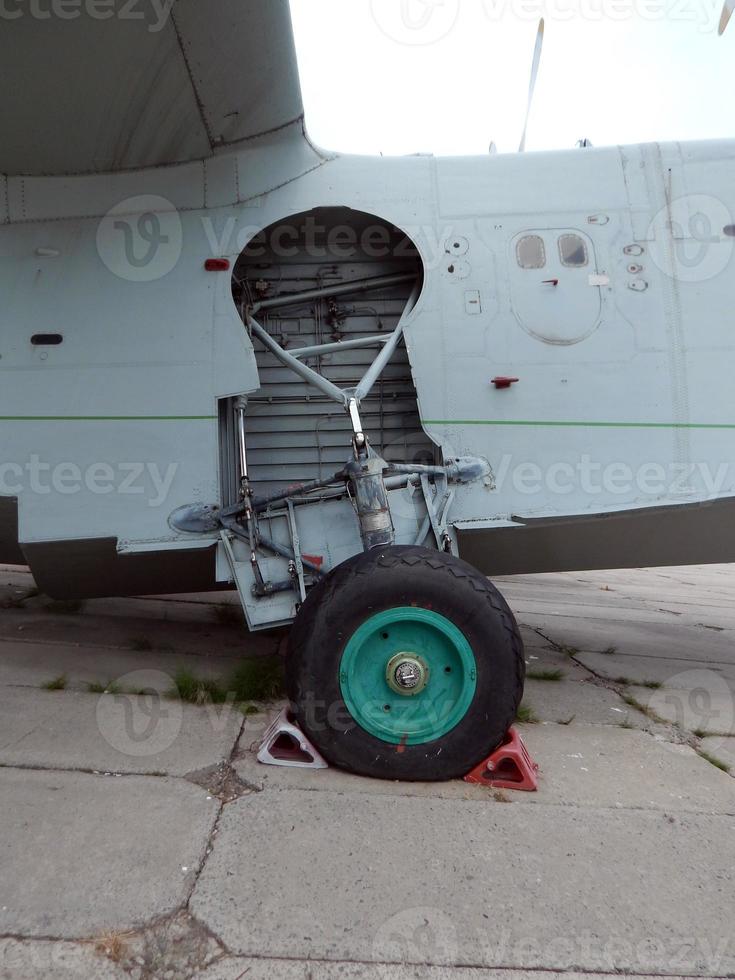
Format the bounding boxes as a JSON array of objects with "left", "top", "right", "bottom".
[{"left": 2, "top": 129, "right": 734, "bottom": 612}]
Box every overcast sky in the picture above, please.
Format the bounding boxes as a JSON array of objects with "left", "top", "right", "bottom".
[{"left": 289, "top": 0, "right": 733, "bottom": 156}]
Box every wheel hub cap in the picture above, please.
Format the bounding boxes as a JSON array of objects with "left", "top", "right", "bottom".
[
  {"left": 387, "top": 654, "right": 429, "bottom": 696},
  {"left": 339, "top": 607, "right": 478, "bottom": 745}
]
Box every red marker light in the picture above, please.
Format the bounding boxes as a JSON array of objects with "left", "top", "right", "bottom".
[
  {"left": 491, "top": 377, "right": 520, "bottom": 390},
  {"left": 204, "top": 258, "right": 230, "bottom": 272}
]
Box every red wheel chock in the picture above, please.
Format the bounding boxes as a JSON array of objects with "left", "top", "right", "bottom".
[{"left": 464, "top": 727, "right": 539, "bottom": 792}]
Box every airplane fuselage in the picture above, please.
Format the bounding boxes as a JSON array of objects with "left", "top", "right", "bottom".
[{"left": 2, "top": 133, "right": 734, "bottom": 613}]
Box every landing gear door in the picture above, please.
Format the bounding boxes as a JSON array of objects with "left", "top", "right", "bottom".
[{"left": 509, "top": 229, "right": 602, "bottom": 345}]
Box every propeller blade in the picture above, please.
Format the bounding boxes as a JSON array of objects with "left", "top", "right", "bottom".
[
  {"left": 719, "top": 0, "right": 734, "bottom": 34},
  {"left": 519, "top": 18, "right": 545, "bottom": 153}
]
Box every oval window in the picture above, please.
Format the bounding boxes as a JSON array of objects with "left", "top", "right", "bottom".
[
  {"left": 559, "top": 234, "right": 588, "bottom": 268},
  {"left": 516, "top": 235, "right": 546, "bottom": 270}
]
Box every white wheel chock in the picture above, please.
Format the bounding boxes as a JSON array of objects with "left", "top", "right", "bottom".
[{"left": 257, "top": 707, "right": 329, "bottom": 770}]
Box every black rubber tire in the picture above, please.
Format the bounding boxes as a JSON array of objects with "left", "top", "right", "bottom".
[{"left": 286, "top": 545, "right": 525, "bottom": 781}]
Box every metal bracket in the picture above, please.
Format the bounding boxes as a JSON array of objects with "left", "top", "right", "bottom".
[
  {"left": 286, "top": 499, "right": 307, "bottom": 603},
  {"left": 419, "top": 474, "right": 456, "bottom": 554}
]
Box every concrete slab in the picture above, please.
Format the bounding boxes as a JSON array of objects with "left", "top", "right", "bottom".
[
  {"left": 0, "top": 768, "right": 218, "bottom": 939},
  {"left": 520, "top": 723, "right": 735, "bottom": 812},
  {"left": 2, "top": 562, "right": 733, "bottom": 978},
  {"left": 0, "top": 637, "right": 248, "bottom": 693},
  {"left": 575, "top": 650, "right": 734, "bottom": 687},
  {"left": 191, "top": 789, "right": 735, "bottom": 974},
  {"left": 522, "top": 677, "right": 645, "bottom": 727},
  {"left": 236, "top": 713, "right": 735, "bottom": 813},
  {"left": 699, "top": 736, "right": 735, "bottom": 773},
  {"left": 0, "top": 940, "right": 127, "bottom": 979},
  {"left": 197, "top": 962, "right": 712, "bottom": 980},
  {"left": 520, "top": 612, "right": 735, "bottom": 668},
  {"left": 624, "top": 680, "right": 735, "bottom": 737},
  {"left": 0, "top": 687, "right": 244, "bottom": 776}
]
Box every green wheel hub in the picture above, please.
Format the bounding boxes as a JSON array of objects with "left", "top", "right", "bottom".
[{"left": 339, "top": 607, "right": 478, "bottom": 745}]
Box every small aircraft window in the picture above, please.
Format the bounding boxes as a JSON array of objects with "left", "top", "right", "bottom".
[
  {"left": 559, "top": 234, "right": 588, "bottom": 267},
  {"left": 516, "top": 235, "right": 546, "bottom": 269}
]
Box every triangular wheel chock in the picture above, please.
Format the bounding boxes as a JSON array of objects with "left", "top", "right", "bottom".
[
  {"left": 464, "top": 726, "right": 539, "bottom": 792},
  {"left": 257, "top": 707, "right": 328, "bottom": 770}
]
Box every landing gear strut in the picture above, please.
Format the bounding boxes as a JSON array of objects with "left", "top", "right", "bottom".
[{"left": 170, "top": 269, "right": 525, "bottom": 780}]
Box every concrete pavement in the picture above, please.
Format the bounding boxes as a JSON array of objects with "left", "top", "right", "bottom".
[{"left": 0, "top": 563, "right": 733, "bottom": 979}]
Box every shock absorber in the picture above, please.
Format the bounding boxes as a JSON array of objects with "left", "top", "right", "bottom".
[
  {"left": 345, "top": 398, "right": 394, "bottom": 551},
  {"left": 345, "top": 456, "right": 395, "bottom": 551}
]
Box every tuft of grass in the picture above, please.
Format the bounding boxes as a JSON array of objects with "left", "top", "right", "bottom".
[
  {"left": 42, "top": 598, "right": 84, "bottom": 615},
  {"left": 129, "top": 636, "right": 153, "bottom": 652},
  {"left": 619, "top": 720, "right": 636, "bottom": 730},
  {"left": 169, "top": 656, "right": 285, "bottom": 707},
  {"left": 562, "top": 646, "right": 579, "bottom": 658},
  {"left": 171, "top": 668, "right": 228, "bottom": 705},
  {"left": 212, "top": 603, "right": 243, "bottom": 626},
  {"left": 241, "top": 704, "right": 262, "bottom": 717},
  {"left": 621, "top": 692, "right": 645, "bottom": 711},
  {"left": 42, "top": 674, "right": 67, "bottom": 691},
  {"left": 516, "top": 702, "right": 539, "bottom": 725},
  {"left": 94, "top": 930, "right": 132, "bottom": 964},
  {"left": 613, "top": 676, "right": 633, "bottom": 686},
  {"left": 230, "top": 656, "right": 285, "bottom": 702},
  {"left": 527, "top": 668, "right": 565, "bottom": 682},
  {"left": 697, "top": 749, "right": 731, "bottom": 774},
  {"left": 640, "top": 680, "right": 663, "bottom": 690},
  {"left": 621, "top": 692, "right": 668, "bottom": 725},
  {"left": 601, "top": 646, "right": 618, "bottom": 656}
]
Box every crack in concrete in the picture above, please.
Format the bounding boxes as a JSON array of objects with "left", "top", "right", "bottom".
[
  {"left": 524, "top": 625, "right": 713, "bottom": 755},
  {"left": 0, "top": 761, "right": 171, "bottom": 779}
]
